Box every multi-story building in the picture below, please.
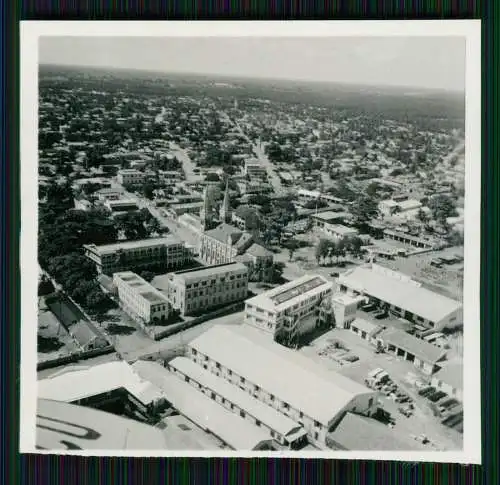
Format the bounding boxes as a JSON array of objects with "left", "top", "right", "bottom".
[
  {"left": 337, "top": 263, "right": 463, "bottom": 330},
  {"left": 83, "top": 236, "right": 192, "bottom": 275},
  {"left": 162, "top": 262, "right": 248, "bottom": 316},
  {"left": 117, "top": 169, "right": 145, "bottom": 187},
  {"left": 167, "top": 356, "right": 308, "bottom": 449},
  {"left": 187, "top": 325, "right": 378, "bottom": 446},
  {"left": 113, "top": 271, "right": 170, "bottom": 324},
  {"left": 244, "top": 275, "right": 334, "bottom": 345},
  {"left": 244, "top": 160, "right": 268, "bottom": 180}
]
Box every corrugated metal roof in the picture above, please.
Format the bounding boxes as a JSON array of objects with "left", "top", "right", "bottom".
[
  {"left": 338, "top": 266, "right": 462, "bottom": 324},
  {"left": 144, "top": 369, "right": 272, "bottom": 450},
  {"left": 169, "top": 357, "right": 303, "bottom": 438}
]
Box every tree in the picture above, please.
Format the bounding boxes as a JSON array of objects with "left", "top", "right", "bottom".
[
  {"left": 428, "top": 195, "right": 458, "bottom": 225},
  {"left": 285, "top": 239, "right": 299, "bottom": 262},
  {"left": 351, "top": 195, "right": 379, "bottom": 230},
  {"left": 85, "top": 288, "right": 109, "bottom": 313},
  {"left": 139, "top": 271, "right": 156, "bottom": 282},
  {"left": 344, "top": 236, "right": 364, "bottom": 259},
  {"left": 416, "top": 208, "right": 430, "bottom": 224},
  {"left": 315, "top": 238, "right": 330, "bottom": 265},
  {"left": 142, "top": 183, "right": 156, "bottom": 200},
  {"left": 205, "top": 172, "right": 220, "bottom": 182}
]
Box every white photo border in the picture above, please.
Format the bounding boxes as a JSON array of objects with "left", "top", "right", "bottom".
[{"left": 20, "top": 20, "right": 482, "bottom": 464}]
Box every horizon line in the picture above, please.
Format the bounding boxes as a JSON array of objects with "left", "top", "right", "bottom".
[{"left": 39, "top": 62, "right": 465, "bottom": 96}]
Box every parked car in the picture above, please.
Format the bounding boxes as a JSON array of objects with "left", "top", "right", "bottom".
[
  {"left": 398, "top": 406, "right": 413, "bottom": 417},
  {"left": 429, "top": 391, "right": 447, "bottom": 402},
  {"left": 374, "top": 311, "right": 388, "bottom": 320},
  {"left": 438, "top": 399, "right": 459, "bottom": 413},
  {"left": 418, "top": 386, "right": 435, "bottom": 397},
  {"left": 329, "top": 272, "right": 340, "bottom": 278}
]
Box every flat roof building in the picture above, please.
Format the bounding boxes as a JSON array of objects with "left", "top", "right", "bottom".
[
  {"left": 187, "top": 325, "right": 378, "bottom": 445},
  {"left": 83, "top": 236, "right": 192, "bottom": 275},
  {"left": 244, "top": 275, "right": 333, "bottom": 345},
  {"left": 156, "top": 262, "right": 248, "bottom": 316},
  {"left": 114, "top": 271, "right": 170, "bottom": 324},
  {"left": 337, "top": 264, "right": 462, "bottom": 330},
  {"left": 117, "top": 169, "right": 145, "bottom": 186}
]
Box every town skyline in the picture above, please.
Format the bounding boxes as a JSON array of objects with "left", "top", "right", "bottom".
[{"left": 39, "top": 36, "right": 466, "bottom": 93}]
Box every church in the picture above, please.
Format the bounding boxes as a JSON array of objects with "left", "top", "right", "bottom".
[{"left": 188, "top": 179, "right": 275, "bottom": 281}]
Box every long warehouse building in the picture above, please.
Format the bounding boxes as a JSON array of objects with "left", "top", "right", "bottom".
[
  {"left": 187, "top": 325, "right": 378, "bottom": 445},
  {"left": 167, "top": 356, "right": 308, "bottom": 449}
]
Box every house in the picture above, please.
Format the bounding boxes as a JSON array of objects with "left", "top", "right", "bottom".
[{"left": 350, "top": 318, "right": 382, "bottom": 342}]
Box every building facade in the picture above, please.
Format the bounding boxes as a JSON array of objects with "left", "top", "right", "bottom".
[
  {"left": 113, "top": 271, "right": 170, "bottom": 324},
  {"left": 244, "top": 275, "right": 334, "bottom": 345},
  {"left": 187, "top": 325, "right": 378, "bottom": 446},
  {"left": 164, "top": 262, "right": 248, "bottom": 316},
  {"left": 117, "top": 169, "right": 145, "bottom": 186},
  {"left": 337, "top": 264, "right": 462, "bottom": 330},
  {"left": 83, "top": 237, "right": 192, "bottom": 275}
]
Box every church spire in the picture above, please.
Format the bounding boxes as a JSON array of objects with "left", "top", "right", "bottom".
[
  {"left": 200, "top": 184, "right": 211, "bottom": 231},
  {"left": 220, "top": 178, "right": 231, "bottom": 223}
]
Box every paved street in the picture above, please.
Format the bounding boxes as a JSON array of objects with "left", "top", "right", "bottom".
[{"left": 120, "top": 310, "right": 245, "bottom": 362}]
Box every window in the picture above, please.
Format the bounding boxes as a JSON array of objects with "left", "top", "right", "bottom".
[
  {"left": 228, "top": 369, "right": 232, "bottom": 376},
  {"left": 216, "top": 362, "right": 221, "bottom": 369},
  {"left": 191, "top": 348, "right": 197, "bottom": 356},
  {"left": 314, "top": 420, "right": 320, "bottom": 428},
  {"left": 270, "top": 430, "right": 275, "bottom": 438},
  {"left": 368, "top": 398, "right": 374, "bottom": 408},
  {"left": 240, "top": 410, "right": 246, "bottom": 418},
  {"left": 240, "top": 377, "right": 245, "bottom": 384},
  {"left": 314, "top": 432, "right": 319, "bottom": 440},
  {"left": 299, "top": 412, "right": 303, "bottom": 419},
  {"left": 269, "top": 394, "right": 274, "bottom": 401},
  {"left": 255, "top": 420, "right": 261, "bottom": 427},
  {"left": 184, "top": 376, "right": 189, "bottom": 383},
  {"left": 283, "top": 402, "right": 289, "bottom": 410},
  {"left": 211, "top": 392, "right": 216, "bottom": 400}
]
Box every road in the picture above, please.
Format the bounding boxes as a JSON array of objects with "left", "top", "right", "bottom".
[
  {"left": 155, "top": 106, "right": 202, "bottom": 183},
  {"left": 120, "top": 310, "right": 245, "bottom": 362},
  {"left": 222, "top": 112, "right": 285, "bottom": 195}
]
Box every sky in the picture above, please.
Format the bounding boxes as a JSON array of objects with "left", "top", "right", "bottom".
[{"left": 39, "top": 36, "right": 466, "bottom": 92}]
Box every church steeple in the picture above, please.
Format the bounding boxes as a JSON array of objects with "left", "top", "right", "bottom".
[
  {"left": 220, "top": 178, "right": 231, "bottom": 223},
  {"left": 200, "top": 184, "right": 212, "bottom": 231}
]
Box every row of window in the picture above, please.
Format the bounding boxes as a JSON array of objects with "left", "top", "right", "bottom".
[{"left": 191, "top": 349, "right": 326, "bottom": 433}]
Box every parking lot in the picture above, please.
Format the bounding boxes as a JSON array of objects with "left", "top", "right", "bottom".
[{"left": 300, "top": 327, "right": 463, "bottom": 450}]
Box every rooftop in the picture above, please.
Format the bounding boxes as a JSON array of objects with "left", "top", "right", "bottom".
[
  {"left": 311, "top": 211, "right": 348, "bottom": 222},
  {"left": 114, "top": 272, "right": 169, "bottom": 305},
  {"left": 204, "top": 223, "right": 243, "bottom": 245},
  {"left": 246, "top": 275, "right": 332, "bottom": 312},
  {"left": 37, "top": 361, "right": 166, "bottom": 406},
  {"left": 246, "top": 243, "right": 273, "bottom": 258},
  {"left": 338, "top": 265, "right": 462, "bottom": 324},
  {"left": 37, "top": 399, "right": 170, "bottom": 451},
  {"left": 351, "top": 318, "right": 381, "bottom": 336},
  {"left": 133, "top": 362, "right": 272, "bottom": 450},
  {"left": 169, "top": 357, "right": 305, "bottom": 438},
  {"left": 379, "top": 328, "right": 447, "bottom": 364},
  {"left": 327, "top": 412, "right": 425, "bottom": 451},
  {"left": 188, "top": 325, "right": 375, "bottom": 426},
  {"left": 327, "top": 224, "right": 358, "bottom": 235},
  {"left": 84, "top": 236, "right": 181, "bottom": 255},
  {"left": 432, "top": 361, "right": 463, "bottom": 391},
  {"left": 168, "top": 262, "right": 248, "bottom": 284}
]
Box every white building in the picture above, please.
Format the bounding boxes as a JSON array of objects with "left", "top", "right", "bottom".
[
  {"left": 156, "top": 262, "right": 248, "bottom": 316},
  {"left": 331, "top": 293, "right": 365, "bottom": 329},
  {"left": 83, "top": 236, "right": 192, "bottom": 275},
  {"left": 187, "top": 325, "right": 379, "bottom": 445},
  {"left": 117, "top": 169, "right": 145, "bottom": 186},
  {"left": 114, "top": 271, "right": 170, "bottom": 324},
  {"left": 38, "top": 361, "right": 167, "bottom": 416},
  {"left": 244, "top": 275, "right": 334, "bottom": 344},
  {"left": 168, "top": 357, "right": 308, "bottom": 448},
  {"left": 105, "top": 199, "right": 139, "bottom": 213},
  {"left": 137, "top": 362, "right": 274, "bottom": 450},
  {"left": 245, "top": 160, "right": 268, "bottom": 180},
  {"left": 430, "top": 362, "right": 463, "bottom": 401},
  {"left": 337, "top": 264, "right": 463, "bottom": 330},
  {"left": 377, "top": 328, "right": 447, "bottom": 375}
]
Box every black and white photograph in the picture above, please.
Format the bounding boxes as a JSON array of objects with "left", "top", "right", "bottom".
[{"left": 20, "top": 21, "right": 481, "bottom": 462}]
